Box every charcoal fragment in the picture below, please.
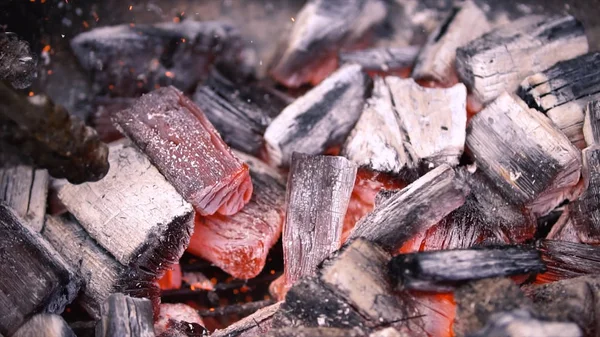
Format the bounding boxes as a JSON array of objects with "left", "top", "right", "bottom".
[
  {"left": 467, "top": 310, "right": 582, "bottom": 337},
  {"left": 12, "top": 314, "right": 76, "bottom": 337},
  {"left": 536, "top": 240, "right": 600, "bottom": 283},
  {"left": 569, "top": 146, "right": 600, "bottom": 243},
  {"left": 339, "top": 47, "right": 419, "bottom": 75},
  {"left": 0, "top": 32, "right": 37, "bottom": 89},
  {"left": 95, "top": 294, "right": 154, "bottom": 337},
  {"left": 584, "top": 100, "right": 600, "bottom": 146}
]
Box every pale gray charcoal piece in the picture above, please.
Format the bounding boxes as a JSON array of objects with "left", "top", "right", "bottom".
[
  {"left": 264, "top": 64, "right": 371, "bottom": 167},
  {"left": 584, "top": 100, "right": 600, "bottom": 146},
  {"left": 0, "top": 32, "right": 37, "bottom": 89},
  {"left": 339, "top": 46, "right": 420, "bottom": 73},
  {"left": 569, "top": 146, "right": 600, "bottom": 244},
  {"left": 266, "top": 328, "right": 363, "bottom": 337},
  {"left": 211, "top": 303, "right": 281, "bottom": 337},
  {"left": 95, "top": 294, "right": 155, "bottom": 337},
  {"left": 467, "top": 310, "right": 582, "bottom": 337},
  {"left": 12, "top": 314, "right": 75, "bottom": 337},
  {"left": 0, "top": 164, "right": 48, "bottom": 232}
]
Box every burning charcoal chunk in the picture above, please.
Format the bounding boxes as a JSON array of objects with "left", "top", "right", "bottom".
[
  {"left": 0, "top": 32, "right": 36, "bottom": 89},
  {"left": 71, "top": 20, "right": 244, "bottom": 96},
  {"left": 0, "top": 164, "right": 48, "bottom": 232},
  {"left": 269, "top": 0, "right": 387, "bottom": 87},
  {"left": 454, "top": 278, "right": 534, "bottom": 336},
  {"left": 456, "top": 15, "right": 588, "bottom": 105},
  {"left": 386, "top": 77, "right": 467, "bottom": 167},
  {"left": 411, "top": 293, "right": 455, "bottom": 337},
  {"left": 158, "top": 264, "right": 183, "bottom": 291},
  {"left": 266, "top": 327, "right": 363, "bottom": 337},
  {"left": 584, "top": 101, "right": 600, "bottom": 146},
  {"left": 58, "top": 141, "right": 194, "bottom": 277},
  {"left": 546, "top": 209, "right": 582, "bottom": 243},
  {"left": 569, "top": 147, "right": 600, "bottom": 243},
  {"left": 187, "top": 152, "right": 286, "bottom": 279},
  {"left": 0, "top": 82, "right": 109, "bottom": 184},
  {"left": 95, "top": 294, "right": 154, "bottom": 337},
  {"left": 339, "top": 46, "right": 419, "bottom": 75},
  {"left": 389, "top": 246, "right": 545, "bottom": 292},
  {"left": 536, "top": 240, "right": 600, "bottom": 283},
  {"left": 113, "top": 86, "right": 252, "bottom": 216},
  {"left": 466, "top": 93, "right": 582, "bottom": 217},
  {"left": 519, "top": 53, "right": 600, "bottom": 148},
  {"left": 211, "top": 302, "right": 281, "bottom": 337},
  {"left": 412, "top": 1, "right": 492, "bottom": 86},
  {"left": 467, "top": 310, "right": 583, "bottom": 337},
  {"left": 192, "top": 70, "right": 290, "bottom": 156},
  {"left": 0, "top": 204, "right": 79, "bottom": 336},
  {"left": 349, "top": 165, "right": 468, "bottom": 251},
  {"left": 12, "top": 314, "right": 75, "bottom": 337},
  {"left": 264, "top": 64, "right": 370, "bottom": 167},
  {"left": 282, "top": 154, "right": 357, "bottom": 290},
  {"left": 155, "top": 303, "right": 206, "bottom": 337},
  {"left": 341, "top": 77, "right": 417, "bottom": 175}
]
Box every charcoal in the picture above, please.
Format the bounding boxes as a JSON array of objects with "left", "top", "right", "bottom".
[
  {"left": 467, "top": 310, "right": 582, "bottom": 337},
  {"left": 519, "top": 53, "right": 600, "bottom": 148},
  {"left": 187, "top": 151, "right": 286, "bottom": 279},
  {"left": 264, "top": 64, "right": 370, "bottom": 167},
  {"left": 0, "top": 164, "right": 48, "bottom": 232},
  {"left": 536, "top": 240, "right": 600, "bottom": 283},
  {"left": 71, "top": 20, "right": 244, "bottom": 96},
  {"left": 341, "top": 77, "right": 417, "bottom": 175},
  {"left": 0, "top": 32, "right": 36, "bottom": 89},
  {"left": 58, "top": 141, "right": 194, "bottom": 278},
  {"left": 412, "top": 1, "right": 492, "bottom": 86},
  {"left": 282, "top": 154, "right": 356, "bottom": 291},
  {"left": 192, "top": 70, "right": 289, "bottom": 156},
  {"left": 95, "top": 294, "right": 155, "bottom": 337},
  {"left": 466, "top": 92, "right": 582, "bottom": 217},
  {"left": 155, "top": 303, "right": 206, "bottom": 337},
  {"left": 269, "top": 0, "right": 387, "bottom": 87},
  {"left": 91, "top": 97, "right": 135, "bottom": 143},
  {"left": 456, "top": 15, "right": 588, "bottom": 105},
  {"left": 266, "top": 327, "right": 363, "bottom": 337},
  {"left": 569, "top": 146, "right": 600, "bottom": 243},
  {"left": 0, "top": 204, "right": 79, "bottom": 336},
  {"left": 211, "top": 302, "right": 281, "bottom": 337},
  {"left": 546, "top": 209, "right": 582, "bottom": 243},
  {"left": 182, "top": 271, "right": 214, "bottom": 291},
  {"left": 339, "top": 46, "right": 419, "bottom": 74},
  {"left": 584, "top": 100, "right": 600, "bottom": 146},
  {"left": 386, "top": 77, "right": 467, "bottom": 167},
  {"left": 0, "top": 82, "right": 109, "bottom": 183},
  {"left": 369, "top": 328, "right": 406, "bottom": 337},
  {"left": 349, "top": 164, "right": 468, "bottom": 251},
  {"left": 12, "top": 314, "right": 75, "bottom": 337},
  {"left": 389, "top": 246, "right": 545, "bottom": 292},
  {"left": 113, "top": 86, "right": 252, "bottom": 216}
]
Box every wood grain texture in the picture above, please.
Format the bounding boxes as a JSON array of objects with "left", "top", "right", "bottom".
[
  {"left": 468, "top": 310, "right": 582, "bottom": 337},
  {"left": 339, "top": 46, "right": 419, "bottom": 73},
  {"left": 266, "top": 327, "right": 363, "bottom": 337},
  {"left": 584, "top": 100, "right": 600, "bottom": 146},
  {"left": 570, "top": 146, "right": 600, "bottom": 243},
  {"left": 0, "top": 165, "right": 48, "bottom": 232},
  {"left": 211, "top": 302, "right": 281, "bottom": 337},
  {"left": 95, "top": 293, "right": 155, "bottom": 337}
]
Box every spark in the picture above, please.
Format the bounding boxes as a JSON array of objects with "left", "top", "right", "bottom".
[
  {"left": 42, "top": 45, "right": 51, "bottom": 53},
  {"left": 165, "top": 71, "right": 175, "bottom": 78},
  {"left": 28, "top": 91, "right": 34, "bottom": 97},
  {"left": 129, "top": 5, "right": 132, "bottom": 10},
  {"left": 82, "top": 20, "right": 89, "bottom": 29},
  {"left": 291, "top": 17, "right": 295, "bottom": 22},
  {"left": 173, "top": 17, "right": 181, "bottom": 23}
]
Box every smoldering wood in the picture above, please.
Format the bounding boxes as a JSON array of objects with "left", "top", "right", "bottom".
[
  {"left": 0, "top": 32, "right": 37, "bottom": 89},
  {"left": 455, "top": 15, "right": 588, "bottom": 105},
  {"left": 0, "top": 82, "right": 109, "bottom": 183},
  {"left": 155, "top": 303, "right": 206, "bottom": 337},
  {"left": 569, "top": 146, "right": 600, "bottom": 243},
  {"left": 339, "top": 46, "right": 419, "bottom": 73},
  {"left": 264, "top": 64, "right": 371, "bottom": 167},
  {"left": 192, "top": 70, "right": 288, "bottom": 156},
  {"left": 157, "top": 322, "right": 207, "bottom": 337},
  {"left": 536, "top": 240, "right": 600, "bottom": 282},
  {"left": 348, "top": 164, "right": 468, "bottom": 251},
  {"left": 584, "top": 100, "right": 600, "bottom": 146},
  {"left": 91, "top": 97, "right": 135, "bottom": 143},
  {"left": 12, "top": 314, "right": 75, "bottom": 337},
  {"left": 518, "top": 52, "right": 600, "bottom": 148},
  {"left": 341, "top": 77, "right": 417, "bottom": 175},
  {"left": 389, "top": 246, "right": 545, "bottom": 292},
  {"left": 0, "top": 204, "right": 79, "bottom": 336},
  {"left": 211, "top": 302, "right": 281, "bottom": 337},
  {"left": 545, "top": 208, "right": 582, "bottom": 243},
  {"left": 71, "top": 20, "right": 244, "bottom": 96},
  {"left": 386, "top": 77, "right": 467, "bottom": 167},
  {"left": 466, "top": 92, "right": 582, "bottom": 217},
  {"left": 0, "top": 164, "right": 48, "bottom": 232},
  {"left": 467, "top": 310, "right": 583, "bottom": 337},
  {"left": 113, "top": 86, "right": 252, "bottom": 216},
  {"left": 266, "top": 327, "right": 363, "bottom": 337},
  {"left": 282, "top": 154, "right": 357, "bottom": 289},
  {"left": 197, "top": 300, "right": 275, "bottom": 318},
  {"left": 58, "top": 141, "right": 194, "bottom": 277},
  {"left": 95, "top": 293, "right": 155, "bottom": 337},
  {"left": 412, "top": 1, "right": 492, "bottom": 86},
  {"left": 269, "top": 0, "right": 387, "bottom": 88}
]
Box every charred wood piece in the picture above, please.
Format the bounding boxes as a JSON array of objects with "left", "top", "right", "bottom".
[
  {"left": 389, "top": 246, "right": 545, "bottom": 292},
  {"left": 211, "top": 302, "right": 281, "bottom": 337},
  {"left": 569, "top": 146, "right": 600, "bottom": 243},
  {"left": 0, "top": 32, "right": 37, "bottom": 89},
  {"left": 467, "top": 310, "right": 582, "bottom": 337},
  {"left": 536, "top": 240, "right": 600, "bottom": 283},
  {"left": 339, "top": 46, "right": 419, "bottom": 74},
  {"left": 349, "top": 164, "right": 468, "bottom": 251},
  {"left": 197, "top": 299, "right": 275, "bottom": 318},
  {"left": 91, "top": 97, "right": 135, "bottom": 143},
  {"left": 0, "top": 164, "right": 48, "bottom": 232},
  {"left": 266, "top": 327, "right": 363, "bottom": 337},
  {"left": 12, "top": 314, "right": 76, "bottom": 337},
  {"left": 519, "top": 53, "right": 600, "bottom": 148},
  {"left": 466, "top": 93, "right": 581, "bottom": 216},
  {"left": 584, "top": 100, "right": 600, "bottom": 146},
  {"left": 95, "top": 293, "right": 155, "bottom": 337},
  {"left": 264, "top": 64, "right": 370, "bottom": 167},
  {"left": 456, "top": 15, "right": 588, "bottom": 105},
  {"left": 0, "top": 82, "right": 109, "bottom": 183},
  {"left": 155, "top": 303, "right": 206, "bottom": 337},
  {"left": 113, "top": 86, "right": 252, "bottom": 216},
  {"left": 71, "top": 20, "right": 244, "bottom": 96}
]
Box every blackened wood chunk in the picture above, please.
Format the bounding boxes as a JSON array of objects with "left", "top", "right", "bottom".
[
  {"left": 570, "top": 146, "right": 600, "bottom": 243},
  {"left": 467, "top": 310, "right": 582, "bottom": 337},
  {"left": 270, "top": 0, "right": 387, "bottom": 88},
  {"left": 0, "top": 204, "right": 79, "bottom": 336},
  {"left": 536, "top": 240, "right": 600, "bottom": 282},
  {"left": 265, "top": 64, "right": 370, "bottom": 167},
  {"left": 192, "top": 71, "right": 288, "bottom": 156},
  {"left": 58, "top": 141, "right": 194, "bottom": 277},
  {"left": 584, "top": 100, "right": 600, "bottom": 146},
  {"left": 412, "top": 1, "right": 492, "bottom": 86},
  {"left": 0, "top": 32, "right": 37, "bottom": 89},
  {"left": 519, "top": 53, "right": 600, "bottom": 148},
  {"left": 466, "top": 93, "right": 581, "bottom": 216},
  {"left": 339, "top": 46, "right": 419, "bottom": 74},
  {"left": 389, "top": 246, "right": 545, "bottom": 292},
  {"left": 0, "top": 82, "right": 109, "bottom": 183},
  {"left": 456, "top": 15, "right": 588, "bottom": 105},
  {"left": 211, "top": 302, "right": 281, "bottom": 337},
  {"left": 95, "top": 294, "right": 155, "bottom": 337},
  {"left": 12, "top": 314, "right": 76, "bottom": 337},
  {"left": 266, "top": 327, "right": 363, "bottom": 337},
  {"left": 349, "top": 165, "right": 468, "bottom": 251},
  {"left": 283, "top": 154, "right": 357, "bottom": 289},
  {"left": 113, "top": 86, "right": 252, "bottom": 216},
  {"left": 71, "top": 21, "right": 244, "bottom": 96},
  {"left": 0, "top": 164, "right": 48, "bottom": 232},
  {"left": 386, "top": 77, "right": 467, "bottom": 167}
]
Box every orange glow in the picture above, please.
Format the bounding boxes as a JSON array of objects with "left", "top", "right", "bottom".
[
  {"left": 210, "top": 277, "right": 217, "bottom": 285},
  {"left": 165, "top": 71, "right": 175, "bottom": 78},
  {"left": 108, "top": 84, "right": 115, "bottom": 91},
  {"left": 129, "top": 23, "right": 135, "bottom": 28},
  {"left": 157, "top": 264, "right": 182, "bottom": 290},
  {"left": 270, "top": 269, "right": 275, "bottom": 275},
  {"left": 28, "top": 91, "right": 34, "bottom": 97},
  {"left": 209, "top": 308, "right": 215, "bottom": 312},
  {"left": 173, "top": 17, "right": 181, "bottom": 23},
  {"left": 42, "top": 45, "right": 51, "bottom": 53},
  {"left": 92, "top": 12, "right": 99, "bottom": 22},
  {"left": 181, "top": 38, "right": 186, "bottom": 43},
  {"left": 129, "top": 5, "right": 133, "bottom": 10},
  {"left": 412, "top": 292, "right": 456, "bottom": 337},
  {"left": 82, "top": 21, "right": 89, "bottom": 29},
  {"left": 47, "top": 70, "right": 53, "bottom": 75},
  {"left": 41, "top": 0, "right": 46, "bottom": 3},
  {"left": 233, "top": 289, "right": 239, "bottom": 295}
]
